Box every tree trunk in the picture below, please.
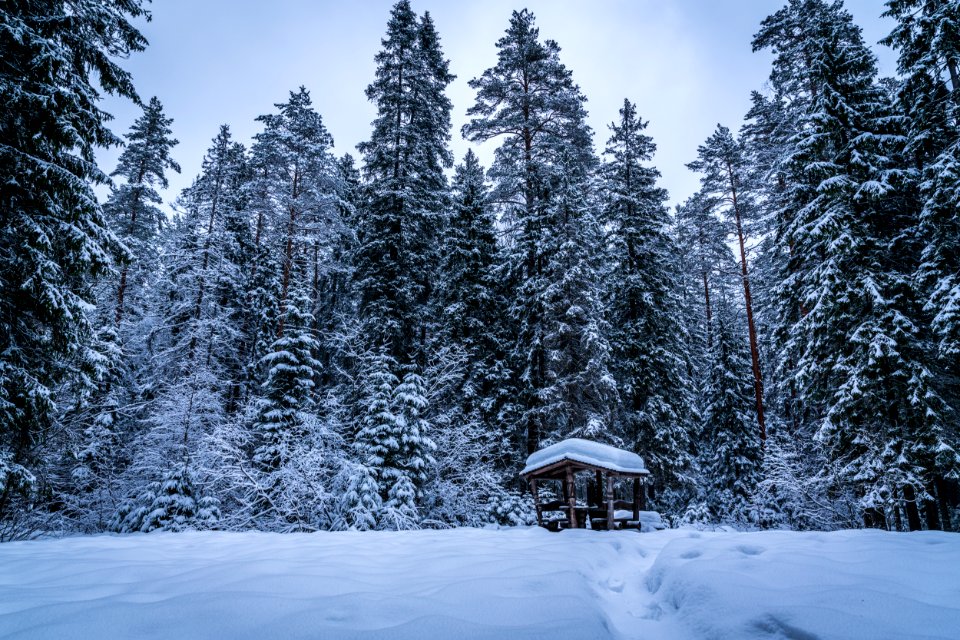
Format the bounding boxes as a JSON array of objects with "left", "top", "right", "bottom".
[
  {"left": 726, "top": 162, "right": 766, "bottom": 445},
  {"left": 702, "top": 270, "right": 713, "bottom": 348},
  {"left": 924, "top": 482, "right": 942, "bottom": 531},
  {"left": 903, "top": 484, "right": 923, "bottom": 531},
  {"left": 934, "top": 476, "right": 955, "bottom": 532}
]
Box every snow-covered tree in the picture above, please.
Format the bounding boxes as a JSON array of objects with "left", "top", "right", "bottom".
[
  {"left": 0, "top": 0, "right": 148, "bottom": 526},
  {"left": 687, "top": 125, "right": 767, "bottom": 445},
  {"left": 354, "top": 0, "right": 454, "bottom": 365},
  {"left": 602, "top": 99, "right": 694, "bottom": 501},
  {"left": 352, "top": 347, "right": 436, "bottom": 528},
  {"left": 699, "top": 294, "right": 763, "bottom": 523},
  {"left": 253, "top": 293, "right": 322, "bottom": 474},
  {"left": 464, "top": 9, "right": 615, "bottom": 460},
  {"left": 882, "top": 0, "right": 960, "bottom": 530},
  {"left": 436, "top": 150, "right": 505, "bottom": 415},
  {"left": 754, "top": 0, "right": 959, "bottom": 528},
  {"left": 103, "top": 96, "right": 180, "bottom": 327},
  {"left": 113, "top": 463, "right": 219, "bottom": 533}
]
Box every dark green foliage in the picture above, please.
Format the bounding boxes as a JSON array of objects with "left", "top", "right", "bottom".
[
  {"left": 601, "top": 99, "right": 694, "bottom": 499},
  {"left": 0, "top": 0, "right": 148, "bottom": 523}
]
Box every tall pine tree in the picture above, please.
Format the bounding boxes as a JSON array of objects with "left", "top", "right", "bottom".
[
  {"left": 0, "top": 0, "right": 148, "bottom": 528},
  {"left": 601, "top": 99, "right": 695, "bottom": 500}
]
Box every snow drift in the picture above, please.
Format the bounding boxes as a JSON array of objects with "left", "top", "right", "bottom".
[{"left": 0, "top": 528, "right": 957, "bottom": 639}]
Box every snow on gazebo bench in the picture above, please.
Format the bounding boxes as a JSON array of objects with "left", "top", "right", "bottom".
[{"left": 520, "top": 438, "right": 650, "bottom": 531}]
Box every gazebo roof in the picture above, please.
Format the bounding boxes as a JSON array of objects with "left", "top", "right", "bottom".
[{"left": 520, "top": 438, "right": 649, "bottom": 478}]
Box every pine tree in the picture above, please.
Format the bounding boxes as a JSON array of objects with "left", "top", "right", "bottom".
[
  {"left": 601, "top": 99, "right": 694, "bottom": 500},
  {"left": 700, "top": 293, "right": 763, "bottom": 523},
  {"left": 354, "top": 0, "right": 454, "bottom": 365},
  {"left": 754, "top": 0, "right": 958, "bottom": 528},
  {"left": 463, "top": 9, "right": 614, "bottom": 459},
  {"left": 687, "top": 125, "right": 767, "bottom": 445},
  {"left": 0, "top": 0, "right": 148, "bottom": 525},
  {"left": 103, "top": 96, "right": 180, "bottom": 327}
]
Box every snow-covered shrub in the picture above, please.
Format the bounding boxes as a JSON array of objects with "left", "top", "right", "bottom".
[
  {"left": 201, "top": 409, "right": 345, "bottom": 532},
  {"left": 679, "top": 501, "right": 712, "bottom": 527},
  {"left": 113, "top": 464, "right": 219, "bottom": 533},
  {"left": 754, "top": 432, "right": 860, "bottom": 531},
  {"left": 334, "top": 462, "right": 382, "bottom": 531},
  {"left": 484, "top": 489, "right": 537, "bottom": 527}
]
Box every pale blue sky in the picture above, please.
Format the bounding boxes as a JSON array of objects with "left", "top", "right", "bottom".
[{"left": 98, "top": 1, "right": 897, "bottom": 209}]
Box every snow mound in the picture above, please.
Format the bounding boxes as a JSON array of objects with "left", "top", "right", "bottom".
[
  {"left": 521, "top": 438, "right": 648, "bottom": 476},
  {"left": 647, "top": 529, "right": 960, "bottom": 640},
  {"left": 0, "top": 528, "right": 958, "bottom": 639}
]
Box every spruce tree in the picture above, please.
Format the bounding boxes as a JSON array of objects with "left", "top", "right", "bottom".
[
  {"left": 354, "top": 0, "right": 454, "bottom": 364},
  {"left": 103, "top": 96, "right": 181, "bottom": 327},
  {"left": 0, "top": 0, "right": 148, "bottom": 525},
  {"left": 754, "top": 0, "right": 958, "bottom": 528},
  {"left": 700, "top": 293, "right": 763, "bottom": 523},
  {"left": 253, "top": 292, "right": 322, "bottom": 473},
  {"left": 463, "top": 9, "right": 614, "bottom": 459},
  {"left": 596, "top": 99, "right": 694, "bottom": 500},
  {"left": 883, "top": 0, "right": 960, "bottom": 528},
  {"left": 436, "top": 150, "right": 511, "bottom": 446},
  {"left": 350, "top": 1, "right": 452, "bottom": 521}
]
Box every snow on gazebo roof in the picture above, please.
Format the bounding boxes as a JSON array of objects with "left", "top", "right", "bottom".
[{"left": 520, "top": 438, "right": 649, "bottom": 477}]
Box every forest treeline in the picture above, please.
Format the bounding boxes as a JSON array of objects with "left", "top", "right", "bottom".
[{"left": 0, "top": 0, "right": 958, "bottom": 538}]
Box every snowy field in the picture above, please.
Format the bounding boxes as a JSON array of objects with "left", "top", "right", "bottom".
[{"left": 0, "top": 528, "right": 958, "bottom": 640}]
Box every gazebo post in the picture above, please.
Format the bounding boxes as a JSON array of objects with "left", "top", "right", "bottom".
[
  {"left": 565, "top": 466, "right": 578, "bottom": 529},
  {"left": 606, "top": 472, "right": 615, "bottom": 531},
  {"left": 594, "top": 470, "right": 603, "bottom": 509},
  {"left": 633, "top": 477, "right": 641, "bottom": 523},
  {"left": 530, "top": 478, "right": 543, "bottom": 527}
]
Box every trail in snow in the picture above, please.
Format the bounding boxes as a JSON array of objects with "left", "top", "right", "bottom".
[{"left": 0, "top": 528, "right": 958, "bottom": 639}]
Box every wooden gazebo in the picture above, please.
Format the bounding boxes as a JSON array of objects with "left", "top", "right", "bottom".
[{"left": 521, "top": 438, "right": 650, "bottom": 531}]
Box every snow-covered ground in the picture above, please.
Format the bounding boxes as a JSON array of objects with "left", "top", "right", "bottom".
[{"left": 0, "top": 527, "right": 958, "bottom": 639}]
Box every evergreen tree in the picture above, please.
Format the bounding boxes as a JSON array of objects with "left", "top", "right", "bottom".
[
  {"left": 65, "top": 99, "right": 180, "bottom": 532},
  {"left": 700, "top": 293, "right": 763, "bottom": 523},
  {"left": 754, "top": 0, "right": 958, "bottom": 528},
  {"left": 687, "top": 125, "right": 767, "bottom": 445},
  {"left": 674, "top": 192, "right": 730, "bottom": 356},
  {"left": 0, "top": 0, "right": 148, "bottom": 526},
  {"left": 103, "top": 96, "right": 180, "bottom": 327},
  {"left": 463, "top": 9, "right": 614, "bottom": 459},
  {"left": 349, "top": 1, "right": 452, "bottom": 522},
  {"left": 253, "top": 292, "right": 322, "bottom": 473},
  {"left": 113, "top": 462, "right": 219, "bottom": 533},
  {"left": 438, "top": 151, "right": 500, "bottom": 384},
  {"left": 601, "top": 99, "right": 694, "bottom": 500},
  {"left": 352, "top": 348, "right": 435, "bottom": 528},
  {"left": 354, "top": 0, "right": 454, "bottom": 365},
  {"left": 435, "top": 150, "right": 512, "bottom": 463},
  {"left": 883, "top": 0, "right": 960, "bottom": 528}
]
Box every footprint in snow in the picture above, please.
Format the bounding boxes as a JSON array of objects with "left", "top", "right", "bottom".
[
  {"left": 680, "top": 549, "right": 702, "bottom": 559},
  {"left": 735, "top": 544, "right": 765, "bottom": 556},
  {"left": 603, "top": 578, "right": 625, "bottom": 593}
]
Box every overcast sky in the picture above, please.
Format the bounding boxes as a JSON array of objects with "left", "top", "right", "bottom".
[{"left": 97, "top": 0, "right": 898, "bottom": 210}]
